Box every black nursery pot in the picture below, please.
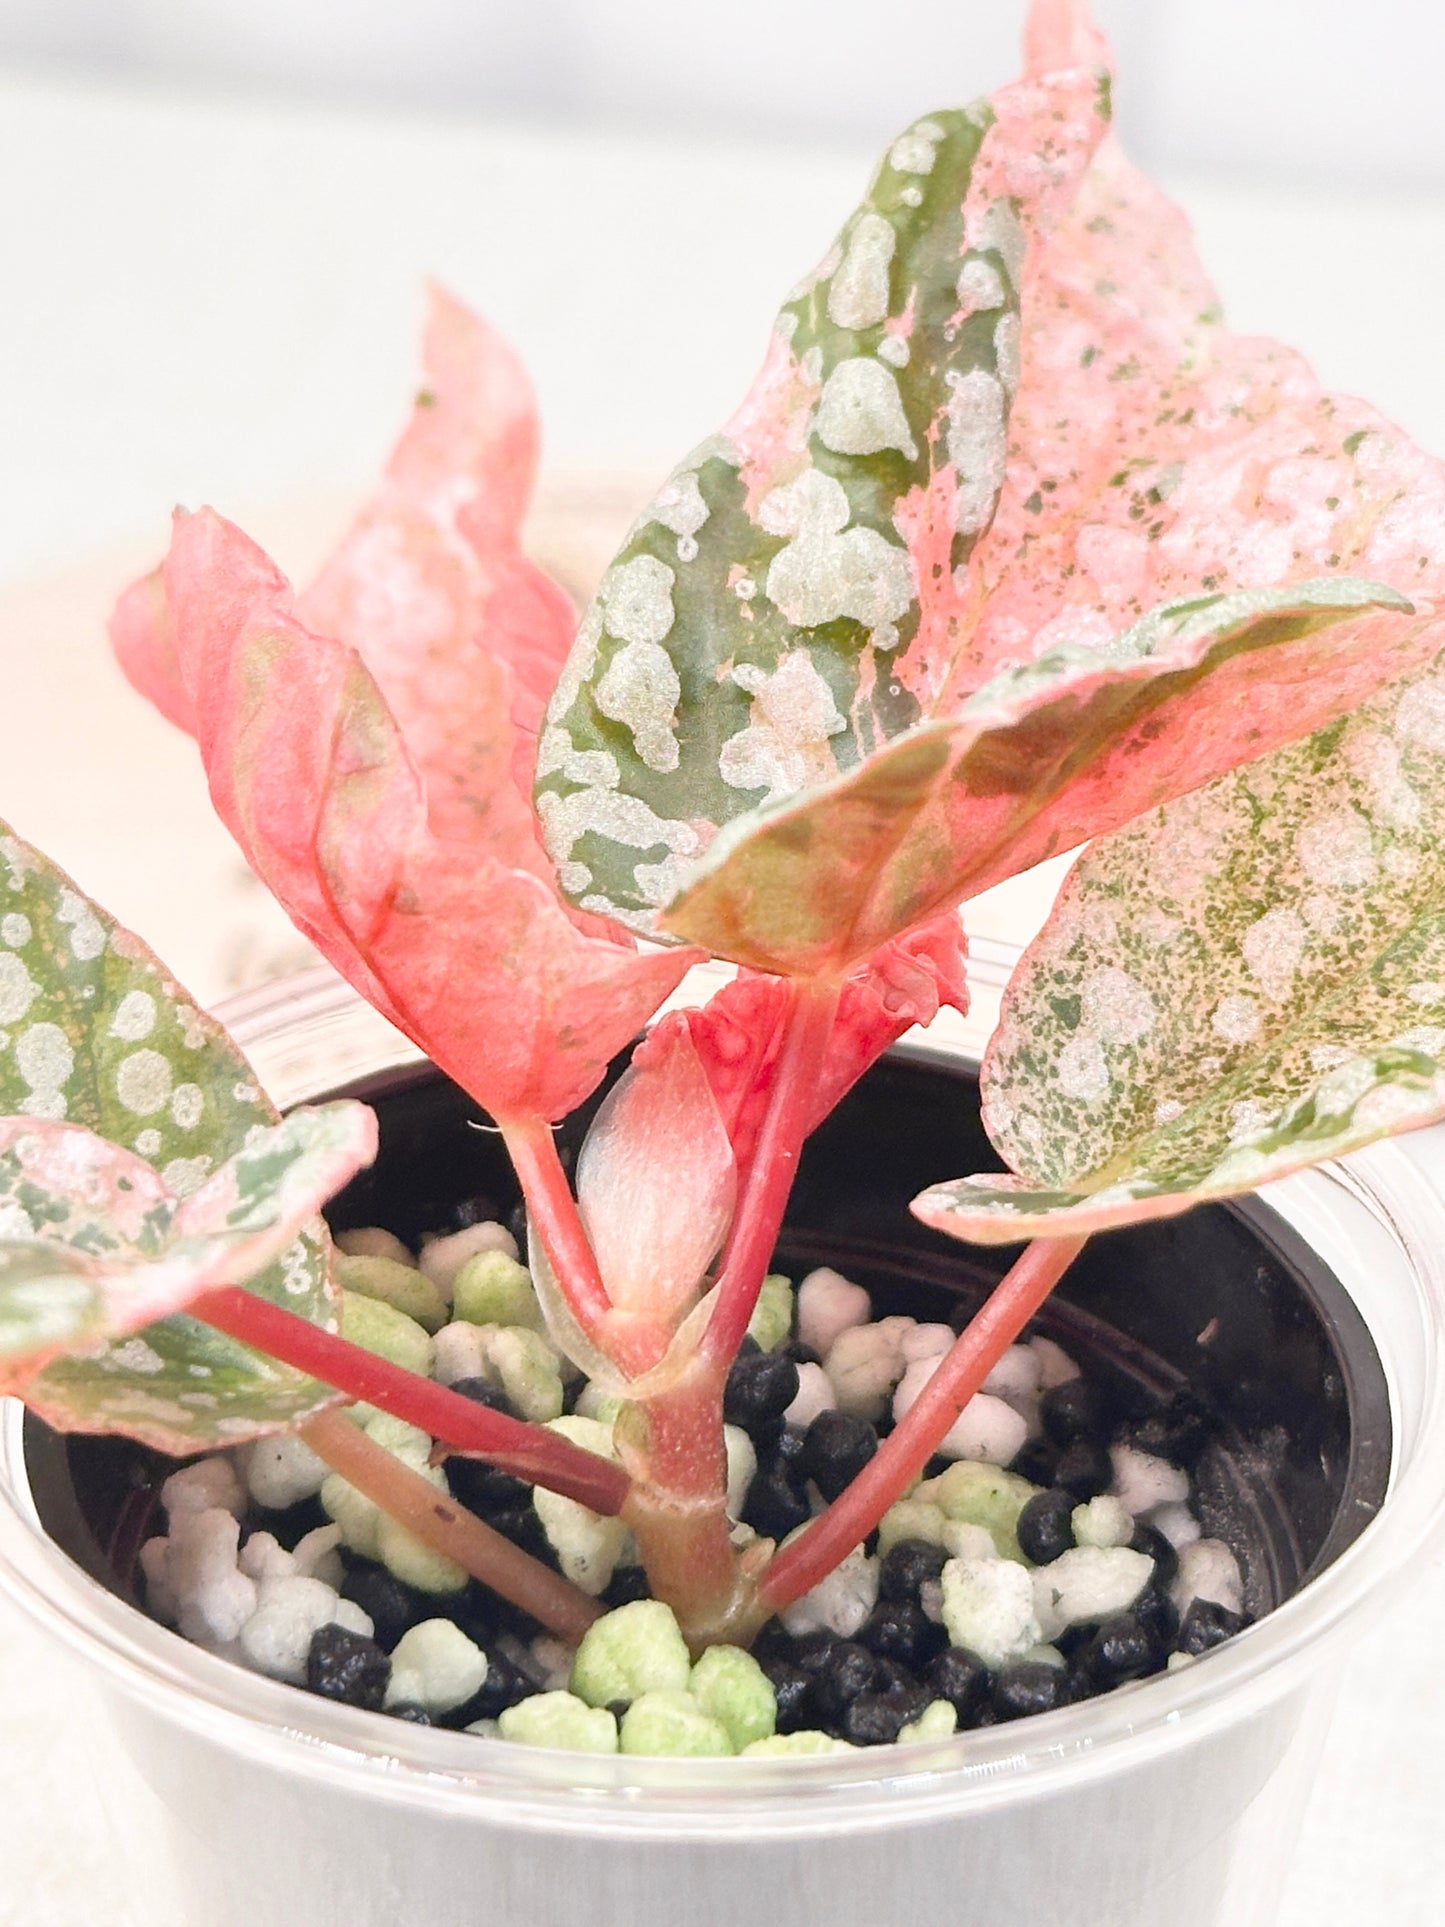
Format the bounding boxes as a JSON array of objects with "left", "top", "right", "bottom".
[
  {"left": 314, "top": 1037, "right": 1390, "bottom": 1621},
  {"left": 29, "top": 1036, "right": 1390, "bottom": 1622},
  {"left": 3, "top": 972, "right": 1440, "bottom": 1927}
]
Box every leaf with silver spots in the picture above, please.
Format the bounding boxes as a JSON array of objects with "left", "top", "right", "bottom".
[{"left": 913, "top": 653, "right": 1445, "bottom": 1241}]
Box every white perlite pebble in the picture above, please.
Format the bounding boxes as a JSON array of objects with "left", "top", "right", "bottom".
[
  {"left": 238, "top": 1576, "right": 363, "bottom": 1683},
  {"left": 162, "top": 1456, "right": 245, "bottom": 1522},
  {"left": 335, "top": 1226, "right": 414, "bottom": 1266},
  {"left": 164, "top": 1508, "right": 257, "bottom": 1648},
  {"left": 939, "top": 1556, "right": 1041, "bottom": 1670},
  {"left": 246, "top": 1433, "right": 330, "bottom": 1511},
  {"left": 724, "top": 1425, "right": 757, "bottom": 1522},
  {"left": 1070, "top": 1495, "right": 1135, "bottom": 1551},
  {"left": 981, "top": 1344, "right": 1043, "bottom": 1402},
  {"left": 160, "top": 1507, "right": 238, "bottom": 1633},
  {"left": 797, "top": 1267, "right": 871, "bottom": 1358},
  {"left": 533, "top": 1420, "right": 629, "bottom": 1598},
  {"left": 1172, "top": 1539, "right": 1244, "bottom": 1617},
  {"left": 784, "top": 1361, "right": 837, "bottom": 1428},
  {"left": 420, "top": 1222, "right": 519, "bottom": 1296},
  {"left": 1110, "top": 1443, "right": 1191, "bottom": 1516},
  {"left": 1029, "top": 1337, "right": 1081, "bottom": 1388},
  {"left": 826, "top": 1315, "right": 914, "bottom": 1420},
  {"left": 433, "top": 1320, "right": 489, "bottom": 1386},
  {"left": 891, "top": 1361, "right": 1028, "bottom": 1465},
  {"left": 139, "top": 1537, "right": 178, "bottom": 1624},
  {"left": 291, "top": 1524, "right": 346, "bottom": 1589},
  {"left": 779, "top": 1544, "right": 879, "bottom": 1639},
  {"left": 531, "top": 1635, "right": 578, "bottom": 1693},
  {"left": 940, "top": 1392, "right": 1027, "bottom": 1466},
  {"left": 1032, "top": 1546, "right": 1154, "bottom": 1642},
  {"left": 943, "top": 1521, "right": 997, "bottom": 1563},
  {"left": 385, "top": 1620, "right": 490, "bottom": 1714},
  {"left": 238, "top": 1531, "right": 295, "bottom": 1584},
  {"left": 900, "top": 1323, "right": 954, "bottom": 1365},
  {"left": 1150, "top": 1502, "right": 1202, "bottom": 1550}
]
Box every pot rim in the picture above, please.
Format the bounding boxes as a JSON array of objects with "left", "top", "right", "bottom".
[{"left": 2, "top": 962, "right": 1445, "bottom": 1837}]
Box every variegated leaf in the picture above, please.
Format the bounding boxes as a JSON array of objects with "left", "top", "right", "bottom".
[
  {"left": 2, "top": 1104, "right": 376, "bottom": 1450},
  {"left": 913, "top": 651, "right": 1445, "bottom": 1242},
  {"left": 536, "top": 59, "right": 1111, "bottom": 931},
  {"left": 659, "top": 578, "right": 1413, "bottom": 973},
  {"left": 539, "top": 0, "right": 1445, "bottom": 968},
  {"left": 0, "top": 821, "right": 349, "bottom": 1439},
  {"left": 0, "top": 821, "right": 280, "bottom": 1174}
]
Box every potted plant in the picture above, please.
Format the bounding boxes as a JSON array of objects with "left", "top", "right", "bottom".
[{"left": 3, "top": 1, "right": 1445, "bottom": 1920}]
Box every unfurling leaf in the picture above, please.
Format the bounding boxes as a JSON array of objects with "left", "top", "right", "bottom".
[
  {"left": 540, "top": 3, "right": 1445, "bottom": 976},
  {"left": 577, "top": 1026, "right": 736, "bottom": 1327},
  {"left": 0, "top": 819, "right": 351, "bottom": 1440},
  {"left": 1, "top": 1104, "right": 376, "bottom": 1450},
  {"left": 660, "top": 577, "right": 1413, "bottom": 973},
  {"left": 112, "top": 292, "right": 697, "bottom": 1123},
  {"left": 537, "top": 54, "right": 1112, "bottom": 931},
  {"left": 638, "top": 914, "right": 969, "bottom": 1183},
  {"left": 914, "top": 652, "right": 1445, "bottom": 1242}
]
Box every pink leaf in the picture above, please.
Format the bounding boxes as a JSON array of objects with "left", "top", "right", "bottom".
[
  {"left": 1024, "top": 0, "right": 1110, "bottom": 75},
  {"left": 110, "top": 564, "right": 194, "bottom": 735},
  {"left": 577, "top": 1024, "right": 736, "bottom": 1330},
  {"left": 299, "top": 285, "right": 578, "bottom": 839},
  {"left": 150, "top": 508, "right": 693, "bottom": 1122},
  {"left": 111, "top": 290, "right": 700, "bottom": 1123},
  {"left": 942, "top": 116, "right": 1445, "bottom": 712}
]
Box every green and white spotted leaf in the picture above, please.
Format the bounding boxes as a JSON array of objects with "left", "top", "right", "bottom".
[
  {"left": 4, "top": 1104, "right": 376, "bottom": 1450},
  {"left": 537, "top": 66, "right": 1110, "bottom": 931},
  {"left": 0, "top": 821, "right": 274, "bottom": 1166},
  {"left": 657, "top": 577, "right": 1413, "bottom": 975},
  {"left": 0, "top": 820, "right": 345, "bottom": 1440},
  {"left": 912, "top": 650, "right": 1445, "bottom": 1242}
]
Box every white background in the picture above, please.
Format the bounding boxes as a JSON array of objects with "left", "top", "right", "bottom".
[{"left": 4, "top": 0, "right": 1445, "bottom": 191}]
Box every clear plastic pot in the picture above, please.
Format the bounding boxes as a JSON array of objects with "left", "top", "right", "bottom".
[{"left": 2, "top": 964, "right": 1444, "bottom": 1927}]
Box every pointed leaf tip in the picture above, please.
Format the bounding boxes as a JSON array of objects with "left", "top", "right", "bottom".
[
  {"left": 1024, "top": 0, "right": 1111, "bottom": 78},
  {"left": 578, "top": 1024, "right": 736, "bottom": 1337}
]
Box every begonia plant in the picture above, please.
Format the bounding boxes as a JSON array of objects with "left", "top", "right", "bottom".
[{"left": 5, "top": 0, "right": 1445, "bottom": 1655}]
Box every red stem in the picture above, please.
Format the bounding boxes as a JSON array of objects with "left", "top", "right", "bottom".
[
  {"left": 758, "top": 1235, "right": 1087, "bottom": 1614},
  {"left": 703, "top": 976, "right": 841, "bottom": 1369},
  {"left": 500, "top": 1112, "right": 611, "bottom": 1343},
  {"left": 192, "top": 1284, "right": 629, "bottom": 1515},
  {"left": 301, "top": 1408, "right": 602, "bottom": 1644}
]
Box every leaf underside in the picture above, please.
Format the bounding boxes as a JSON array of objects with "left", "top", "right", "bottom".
[
  {"left": 661, "top": 578, "right": 1413, "bottom": 973},
  {"left": 914, "top": 650, "right": 1445, "bottom": 1242},
  {"left": 0, "top": 821, "right": 344, "bottom": 1445}
]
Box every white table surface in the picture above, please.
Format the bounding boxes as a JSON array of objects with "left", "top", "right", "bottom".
[{"left": 0, "top": 66, "right": 1443, "bottom": 1925}]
